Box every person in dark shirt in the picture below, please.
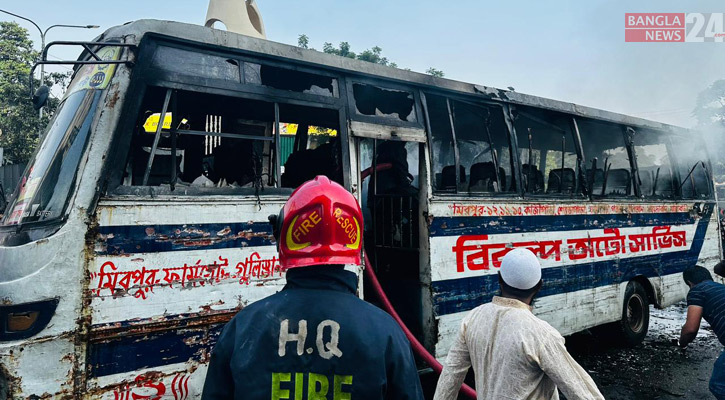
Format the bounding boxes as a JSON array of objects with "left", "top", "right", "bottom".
[
  {"left": 201, "top": 176, "right": 424, "bottom": 400},
  {"left": 680, "top": 265, "right": 725, "bottom": 399}
]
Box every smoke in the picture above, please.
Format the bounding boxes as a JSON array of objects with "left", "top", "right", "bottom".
[{"left": 697, "top": 122, "right": 725, "bottom": 184}]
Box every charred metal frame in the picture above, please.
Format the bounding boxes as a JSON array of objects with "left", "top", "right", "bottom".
[
  {"left": 506, "top": 105, "right": 586, "bottom": 200},
  {"left": 141, "top": 89, "right": 172, "bottom": 186},
  {"left": 101, "top": 35, "right": 353, "bottom": 194},
  {"left": 421, "top": 92, "right": 523, "bottom": 198},
  {"left": 29, "top": 41, "right": 135, "bottom": 97},
  {"left": 570, "top": 117, "right": 589, "bottom": 199}
]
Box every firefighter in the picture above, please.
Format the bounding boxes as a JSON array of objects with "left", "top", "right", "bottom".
[{"left": 201, "top": 175, "right": 424, "bottom": 400}]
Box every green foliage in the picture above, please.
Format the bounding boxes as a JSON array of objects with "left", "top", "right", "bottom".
[
  {"left": 298, "top": 34, "right": 440, "bottom": 76},
  {"left": 356, "top": 46, "right": 397, "bottom": 68},
  {"left": 0, "top": 21, "right": 67, "bottom": 164},
  {"left": 426, "top": 67, "right": 444, "bottom": 78},
  {"left": 322, "top": 41, "right": 355, "bottom": 59},
  {"left": 297, "top": 34, "right": 309, "bottom": 49}
]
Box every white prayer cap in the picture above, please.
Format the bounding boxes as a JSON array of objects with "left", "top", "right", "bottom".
[{"left": 500, "top": 248, "right": 542, "bottom": 290}]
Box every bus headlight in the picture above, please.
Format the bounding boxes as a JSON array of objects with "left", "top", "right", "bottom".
[{"left": 1, "top": 299, "right": 58, "bottom": 341}]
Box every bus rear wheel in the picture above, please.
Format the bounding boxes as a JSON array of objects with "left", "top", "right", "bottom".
[
  {"left": 617, "top": 281, "right": 650, "bottom": 346},
  {"left": 593, "top": 280, "right": 650, "bottom": 346}
]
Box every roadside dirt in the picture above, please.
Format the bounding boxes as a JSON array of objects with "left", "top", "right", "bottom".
[{"left": 567, "top": 302, "right": 721, "bottom": 400}]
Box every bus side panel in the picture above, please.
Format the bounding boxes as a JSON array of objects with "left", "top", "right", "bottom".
[
  {"left": 85, "top": 199, "right": 286, "bottom": 399},
  {"left": 659, "top": 206, "right": 723, "bottom": 308},
  {"left": 427, "top": 200, "right": 714, "bottom": 359}
]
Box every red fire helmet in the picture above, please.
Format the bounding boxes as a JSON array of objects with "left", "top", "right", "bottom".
[{"left": 274, "top": 176, "right": 363, "bottom": 269}]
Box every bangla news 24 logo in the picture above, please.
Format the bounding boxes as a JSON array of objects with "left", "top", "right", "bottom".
[{"left": 625, "top": 13, "right": 725, "bottom": 42}]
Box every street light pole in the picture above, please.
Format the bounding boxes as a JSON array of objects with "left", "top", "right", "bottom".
[{"left": 0, "top": 9, "right": 99, "bottom": 118}]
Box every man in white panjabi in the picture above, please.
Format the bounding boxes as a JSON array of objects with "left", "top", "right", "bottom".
[{"left": 433, "top": 248, "right": 604, "bottom": 400}]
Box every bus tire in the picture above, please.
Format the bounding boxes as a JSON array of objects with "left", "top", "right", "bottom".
[
  {"left": 592, "top": 280, "right": 650, "bottom": 346},
  {"left": 617, "top": 281, "right": 650, "bottom": 346}
]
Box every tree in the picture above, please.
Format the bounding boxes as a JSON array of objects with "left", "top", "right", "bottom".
[
  {"left": 693, "top": 80, "right": 725, "bottom": 182},
  {"left": 298, "top": 34, "right": 441, "bottom": 77},
  {"left": 0, "top": 21, "right": 67, "bottom": 164},
  {"left": 426, "top": 67, "right": 444, "bottom": 78}
]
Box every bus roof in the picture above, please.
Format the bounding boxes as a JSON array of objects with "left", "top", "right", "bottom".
[{"left": 96, "top": 19, "right": 690, "bottom": 135}]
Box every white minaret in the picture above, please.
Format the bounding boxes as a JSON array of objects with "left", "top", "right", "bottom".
[{"left": 205, "top": 0, "right": 266, "bottom": 39}]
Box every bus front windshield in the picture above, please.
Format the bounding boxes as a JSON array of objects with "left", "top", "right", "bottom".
[{"left": 1, "top": 89, "right": 102, "bottom": 226}]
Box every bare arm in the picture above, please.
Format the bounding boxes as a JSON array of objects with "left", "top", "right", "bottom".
[
  {"left": 679, "top": 305, "right": 703, "bottom": 347},
  {"left": 433, "top": 322, "right": 472, "bottom": 400}
]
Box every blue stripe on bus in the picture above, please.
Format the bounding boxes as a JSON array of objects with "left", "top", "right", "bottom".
[
  {"left": 429, "top": 211, "right": 695, "bottom": 237},
  {"left": 431, "top": 205, "right": 713, "bottom": 316},
  {"left": 96, "top": 222, "right": 275, "bottom": 255},
  {"left": 86, "top": 205, "right": 714, "bottom": 377},
  {"left": 87, "top": 323, "right": 225, "bottom": 378}
]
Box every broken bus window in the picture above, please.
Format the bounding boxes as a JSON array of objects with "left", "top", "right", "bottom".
[
  {"left": 426, "top": 93, "right": 514, "bottom": 194},
  {"left": 630, "top": 128, "right": 677, "bottom": 199},
  {"left": 577, "top": 119, "right": 635, "bottom": 197},
  {"left": 670, "top": 132, "right": 711, "bottom": 199},
  {"left": 513, "top": 107, "right": 578, "bottom": 195},
  {"left": 353, "top": 83, "right": 417, "bottom": 122},
  {"left": 426, "top": 94, "right": 458, "bottom": 192},
  {"left": 121, "top": 87, "right": 343, "bottom": 193},
  {"left": 244, "top": 62, "right": 338, "bottom": 97}
]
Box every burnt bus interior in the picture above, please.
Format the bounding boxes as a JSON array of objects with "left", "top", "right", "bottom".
[
  {"left": 426, "top": 94, "right": 516, "bottom": 195},
  {"left": 102, "top": 34, "right": 713, "bottom": 353},
  {"left": 123, "top": 87, "right": 342, "bottom": 190},
  {"left": 428, "top": 99, "right": 712, "bottom": 201},
  {"left": 512, "top": 106, "right": 579, "bottom": 196},
  {"left": 109, "top": 40, "right": 346, "bottom": 195}
]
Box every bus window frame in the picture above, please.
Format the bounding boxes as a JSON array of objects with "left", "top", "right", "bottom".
[
  {"left": 422, "top": 90, "right": 522, "bottom": 198},
  {"left": 666, "top": 131, "right": 714, "bottom": 201},
  {"left": 102, "top": 37, "right": 353, "bottom": 195},
  {"left": 569, "top": 117, "right": 589, "bottom": 199},
  {"left": 628, "top": 127, "right": 680, "bottom": 201},
  {"left": 346, "top": 78, "right": 425, "bottom": 130},
  {"left": 509, "top": 104, "right": 587, "bottom": 200},
  {"left": 570, "top": 117, "right": 639, "bottom": 202}
]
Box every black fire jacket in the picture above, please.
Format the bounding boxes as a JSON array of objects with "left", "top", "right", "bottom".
[{"left": 201, "top": 265, "right": 424, "bottom": 400}]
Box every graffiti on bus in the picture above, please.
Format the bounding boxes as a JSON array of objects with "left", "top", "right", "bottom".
[{"left": 90, "top": 252, "right": 283, "bottom": 299}]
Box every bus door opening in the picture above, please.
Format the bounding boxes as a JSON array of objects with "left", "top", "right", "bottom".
[{"left": 359, "top": 138, "right": 423, "bottom": 339}]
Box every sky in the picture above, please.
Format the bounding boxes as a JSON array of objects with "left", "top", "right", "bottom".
[{"left": 2, "top": 0, "right": 723, "bottom": 128}]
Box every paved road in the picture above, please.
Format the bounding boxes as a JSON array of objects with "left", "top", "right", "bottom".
[{"left": 568, "top": 302, "right": 721, "bottom": 400}]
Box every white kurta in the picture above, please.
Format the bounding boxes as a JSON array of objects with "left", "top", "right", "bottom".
[{"left": 434, "top": 296, "right": 604, "bottom": 400}]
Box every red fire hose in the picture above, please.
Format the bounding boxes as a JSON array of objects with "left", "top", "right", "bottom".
[
  {"left": 361, "top": 161, "right": 476, "bottom": 398},
  {"left": 360, "top": 163, "right": 393, "bottom": 180},
  {"left": 363, "top": 251, "right": 477, "bottom": 399}
]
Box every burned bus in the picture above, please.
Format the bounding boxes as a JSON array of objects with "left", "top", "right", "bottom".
[{"left": 0, "top": 19, "right": 720, "bottom": 398}]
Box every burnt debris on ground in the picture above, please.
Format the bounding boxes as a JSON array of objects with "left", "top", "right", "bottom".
[{"left": 565, "top": 302, "right": 721, "bottom": 400}]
